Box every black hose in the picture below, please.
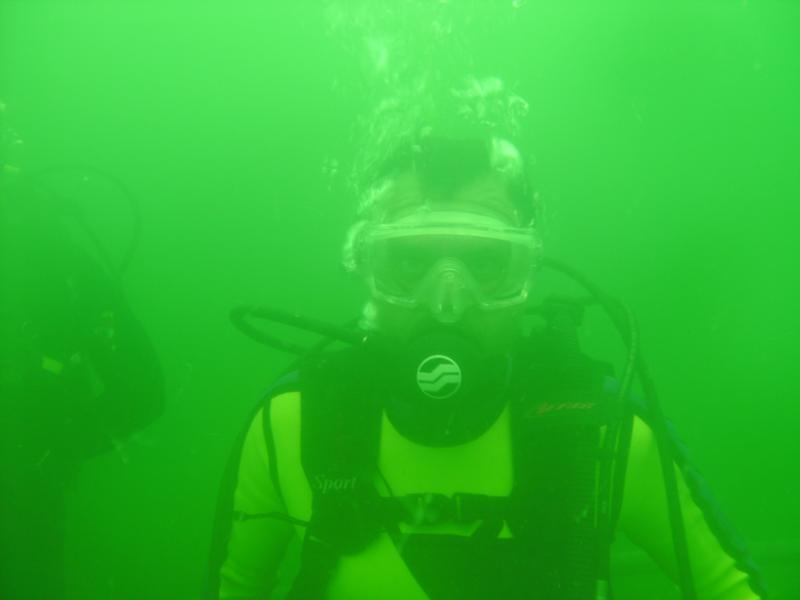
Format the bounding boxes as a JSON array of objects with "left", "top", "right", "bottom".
[
  {"left": 28, "top": 164, "right": 143, "bottom": 280},
  {"left": 537, "top": 259, "right": 637, "bottom": 403},
  {"left": 230, "top": 306, "right": 366, "bottom": 356}
]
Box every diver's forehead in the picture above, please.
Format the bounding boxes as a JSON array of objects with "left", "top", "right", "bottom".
[{"left": 379, "top": 172, "right": 518, "bottom": 224}]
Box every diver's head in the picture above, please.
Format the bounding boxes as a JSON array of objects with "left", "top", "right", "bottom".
[{"left": 344, "top": 134, "right": 541, "bottom": 354}]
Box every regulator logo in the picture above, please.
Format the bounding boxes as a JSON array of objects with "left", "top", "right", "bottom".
[{"left": 416, "top": 354, "right": 462, "bottom": 400}]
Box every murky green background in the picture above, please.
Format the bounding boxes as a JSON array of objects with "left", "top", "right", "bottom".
[{"left": 2, "top": 1, "right": 798, "bottom": 598}]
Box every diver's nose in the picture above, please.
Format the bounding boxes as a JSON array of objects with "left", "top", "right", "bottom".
[{"left": 427, "top": 261, "right": 474, "bottom": 324}]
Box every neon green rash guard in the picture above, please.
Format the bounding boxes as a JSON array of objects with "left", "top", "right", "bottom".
[{"left": 209, "top": 391, "right": 764, "bottom": 600}]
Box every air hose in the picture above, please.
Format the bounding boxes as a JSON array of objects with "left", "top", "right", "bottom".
[{"left": 230, "top": 306, "right": 364, "bottom": 355}]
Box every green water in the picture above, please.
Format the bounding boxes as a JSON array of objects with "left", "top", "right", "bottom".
[{"left": 1, "top": 1, "right": 798, "bottom": 598}]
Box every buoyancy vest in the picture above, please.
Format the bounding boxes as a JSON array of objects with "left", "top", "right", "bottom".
[{"left": 282, "top": 330, "right": 634, "bottom": 600}]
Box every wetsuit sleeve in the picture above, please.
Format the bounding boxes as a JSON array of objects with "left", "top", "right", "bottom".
[
  {"left": 210, "top": 405, "right": 295, "bottom": 599},
  {"left": 618, "top": 415, "right": 766, "bottom": 599}
]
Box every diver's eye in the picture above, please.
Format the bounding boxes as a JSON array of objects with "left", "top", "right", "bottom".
[
  {"left": 462, "top": 244, "right": 511, "bottom": 286},
  {"left": 471, "top": 260, "right": 509, "bottom": 293},
  {"left": 397, "top": 255, "right": 428, "bottom": 281},
  {"left": 471, "top": 256, "right": 501, "bottom": 278}
]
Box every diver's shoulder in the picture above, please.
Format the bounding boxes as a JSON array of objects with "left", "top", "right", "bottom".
[{"left": 268, "top": 390, "right": 302, "bottom": 425}]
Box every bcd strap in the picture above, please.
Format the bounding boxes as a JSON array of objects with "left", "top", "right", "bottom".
[
  {"left": 507, "top": 341, "right": 621, "bottom": 599},
  {"left": 298, "top": 348, "right": 383, "bottom": 554},
  {"left": 288, "top": 348, "right": 385, "bottom": 599}
]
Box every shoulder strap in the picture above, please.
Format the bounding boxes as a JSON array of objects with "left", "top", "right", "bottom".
[
  {"left": 508, "top": 334, "right": 623, "bottom": 598},
  {"left": 288, "top": 347, "right": 384, "bottom": 599}
]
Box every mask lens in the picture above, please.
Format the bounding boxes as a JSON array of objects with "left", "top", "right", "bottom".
[
  {"left": 455, "top": 238, "right": 513, "bottom": 293},
  {"left": 371, "top": 237, "right": 437, "bottom": 297},
  {"left": 369, "top": 235, "right": 528, "bottom": 304}
]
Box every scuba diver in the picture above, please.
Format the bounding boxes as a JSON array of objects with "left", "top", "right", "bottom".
[
  {"left": 206, "top": 133, "right": 767, "bottom": 599},
  {"left": 0, "top": 145, "right": 165, "bottom": 598}
]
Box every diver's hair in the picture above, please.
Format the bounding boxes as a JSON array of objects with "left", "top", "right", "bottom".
[
  {"left": 356, "top": 133, "right": 536, "bottom": 226},
  {"left": 343, "top": 76, "right": 538, "bottom": 273}
]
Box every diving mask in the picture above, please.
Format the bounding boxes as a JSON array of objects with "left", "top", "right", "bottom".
[{"left": 358, "top": 209, "right": 541, "bottom": 322}]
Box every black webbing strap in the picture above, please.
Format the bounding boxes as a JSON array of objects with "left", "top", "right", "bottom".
[
  {"left": 286, "top": 536, "right": 340, "bottom": 600},
  {"left": 378, "top": 493, "right": 509, "bottom": 528}
]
